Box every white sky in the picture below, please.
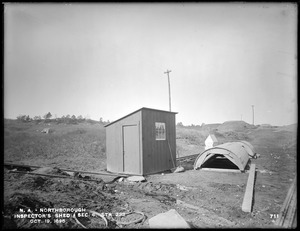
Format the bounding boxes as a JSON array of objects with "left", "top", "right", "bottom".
[{"left": 4, "top": 3, "right": 297, "bottom": 126}]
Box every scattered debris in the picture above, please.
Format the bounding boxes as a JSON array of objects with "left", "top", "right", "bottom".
[
  {"left": 176, "top": 199, "right": 201, "bottom": 210},
  {"left": 257, "top": 169, "right": 273, "bottom": 174},
  {"left": 176, "top": 184, "right": 193, "bottom": 191},
  {"left": 113, "top": 211, "right": 145, "bottom": 226},
  {"left": 41, "top": 128, "right": 53, "bottom": 134},
  {"left": 173, "top": 166, "right": 185, "bottom": 173},
  {"left": 33, "top": 167, "right": 69, "bottom": 176},
  {"left": 148, "top": 209, "right": 191, "bottom": 228},
  {"left": 127, "top": 176, "right": 146, "bottom": 182}
]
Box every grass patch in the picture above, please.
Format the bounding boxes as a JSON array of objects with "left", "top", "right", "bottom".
[{"left": 4, "top": 120, "right": 106, "bottom": 170}]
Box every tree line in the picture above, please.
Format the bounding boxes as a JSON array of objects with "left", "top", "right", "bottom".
[{"left": 16, "top": 112, "right": 110, "bottom": 125}]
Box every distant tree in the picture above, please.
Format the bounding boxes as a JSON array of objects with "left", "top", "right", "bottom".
[
  {"left": 16, "top": 114, "right": 31, "bottom": 122},
  {"left": 71, "top": 115, "right": 76, "bottom": 120},
  {"left": 25, "top": 115, "right": 31, "bottom": 122},
  {"left": 102, "top": 120, "right": 110, "bottom": 125},
  {"left": 77, "top": 115, "right": 83, "bottom": 122},
  {"left": 99, "top": 117, "right": 103, "bottom": 123},
  {"left": 177, "top": 122, "right": 184, "bottom": 127},
  {"left": 34, "top": 115, "right": 42, "bottom": 121},
  {"left": 33, "top": 115, "right": 42, "bottom": 124},
  {"left": 17, "top": 114, "right": 29, "bottom": 122},
  {"left": 43, "top": 112, "right": 52, "bottom": 120},
  {"left": 17, "top": 114, "right": 25, "bottom": 121}
]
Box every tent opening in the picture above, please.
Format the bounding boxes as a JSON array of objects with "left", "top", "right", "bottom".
[{"left": 201, "top": 154, "right": 239, "bottom": 170}]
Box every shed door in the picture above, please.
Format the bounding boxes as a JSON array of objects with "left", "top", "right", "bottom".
[{"left": 123, "top": 125, "right": 140, "bottom": 174}]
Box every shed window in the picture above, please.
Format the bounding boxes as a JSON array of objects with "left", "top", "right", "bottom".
[{"left": 155, "top": 122, "right": 166, "bottom": 140}]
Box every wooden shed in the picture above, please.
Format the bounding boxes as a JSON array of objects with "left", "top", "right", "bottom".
[{"left": 104, "top": 107, "right": 178, "bottom": 175}]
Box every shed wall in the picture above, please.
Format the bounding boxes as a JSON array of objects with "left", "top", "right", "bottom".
[
  {"left": 142, "top": 109, "right": 176, "bottom": 174},
  {"left": 106, "top": 111, "right": 142, "bottom": 174}
]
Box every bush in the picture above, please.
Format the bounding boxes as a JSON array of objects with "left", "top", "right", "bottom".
[{"left": 16, "top": 115, "right": 31, "bottom": 122}]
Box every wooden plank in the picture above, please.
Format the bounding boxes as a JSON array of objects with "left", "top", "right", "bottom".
[
  {"left": 4, "top": 162, "right": 41, "bottom": 169},
  {"left": 59, "top": 168, "right": 131, "bottom": 177},
  {"left": 200, "top": 168, "right": 246, "bottom": 173},
  {"left": 283, "top": 186, "right": 297, "bottom": 228},
  {"left": 241, "top": 163, "right": 256, "bottom": 212},
  {"left": 275, "top": 179, "right": 295, "bottom": 226},
  {"left": 8, "top": 170, "right": 118, "bottom": 183},
  {"left": 275, "top": 177, "right": 297, "bottom": 227},
  {"left": 4, "top": 162, "right": 131, "bottom": 177},
  {"left": 279, "top": 185, "right": 295, "bottom": 226}
]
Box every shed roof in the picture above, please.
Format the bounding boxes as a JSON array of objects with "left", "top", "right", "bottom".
[
  {"left": 194, "top": 142, "right": 251, "bottom": 171},
  {"left": 104, "top": 107, "right": 178, "bottom": 127}
]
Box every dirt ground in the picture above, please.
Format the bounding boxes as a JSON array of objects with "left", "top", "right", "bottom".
[{"left": 3, "top": 120, "right": 297, "bottom": 229}]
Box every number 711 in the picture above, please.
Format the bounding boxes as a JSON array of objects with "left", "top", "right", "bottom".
[{"left": 270, "top": 214, "right": 279, "bottom": 219}]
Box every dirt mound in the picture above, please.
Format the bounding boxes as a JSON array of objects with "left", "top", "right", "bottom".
[
  {"left": 217, "top": 121, "right": 255, "bottom": 132},
  {"left": 276, "top": 123, "right": 297, "bottom": 132},
  {"left": 15, "top": 175, "right": 55, "bottom": 191},
  {"left": 4, "top": 192, "right": 53, "bottom": 214},
  {"left": 216, "top": 131, "right": 250, "bottom": 142},
  {"left": 3, "top": 192, "right": 54, "bottom": 229},
  {"left": 200, "top": 123, "right": 221, "bottom": 132},
  {"left": 3, "top": 174, "right": 126, "bottom": 229}
]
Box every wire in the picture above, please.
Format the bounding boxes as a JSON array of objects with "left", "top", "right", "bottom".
[{"left": 113, "top": 211, "right": 145, "bottom": 226}]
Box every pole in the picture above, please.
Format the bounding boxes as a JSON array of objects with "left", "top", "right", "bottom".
[
  {"left": 164, "top": 70, "right": 172, "bottom": 111},
  {"left": 251, "top": 105, "right": 254, "bottom": 125}
]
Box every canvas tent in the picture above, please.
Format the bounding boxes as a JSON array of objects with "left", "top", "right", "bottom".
[
  {"left": 236, "top": 141, "right": 256, "bottom": 158},
  {"left": 194, "top": 141, "right": 254, "bottom": 171},
  {"left": 205, "top": 134, "right": 219, "bottom": 150}
]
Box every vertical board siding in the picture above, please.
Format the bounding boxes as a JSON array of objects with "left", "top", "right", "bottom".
[
  {"left": 142, "top": 109, "right": 176, "bottom": 175},
  {"left": 106, "top": 111, "right": 142, "bottom": 174},
  {"left": 106, "top": 108, "right": 176, "bottom": 175}
]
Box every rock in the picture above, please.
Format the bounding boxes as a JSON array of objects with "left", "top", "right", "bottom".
[
  {"left": 118, "top": 177, "right": 124, "bottom": 182},
  {"left": 176, "top": 184, "right": 189, "bottom": 191},
  {"left": 41, "top": 128, "right": 53, "bottom": 134},
  {"left": 78, "top": 183, "right": 86, "bottom": 190},
  {"left": 173, "top": 166, "right": 185, "bottom": 173},
  {"left": 149, "top": 209, "right": 191, "bottom": 228},
  {"left": 127, "top": 176, "right": 146, "bottom": 182}
]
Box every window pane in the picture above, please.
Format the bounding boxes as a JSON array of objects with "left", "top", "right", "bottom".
[{"left": 155, "top": 122, "right": 166, "bottom": 140}]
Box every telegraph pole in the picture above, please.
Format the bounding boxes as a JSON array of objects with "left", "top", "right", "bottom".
[
  {"left": 164, "top": 70, "right": 172, "bottom": 112},
  {"left": 251, "top": 105, "right": 254, "bottom": 125}
]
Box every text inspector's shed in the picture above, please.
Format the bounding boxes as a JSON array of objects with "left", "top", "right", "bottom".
[{"left": 104, "top": 107, "right": 178, "bottom": 175}]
